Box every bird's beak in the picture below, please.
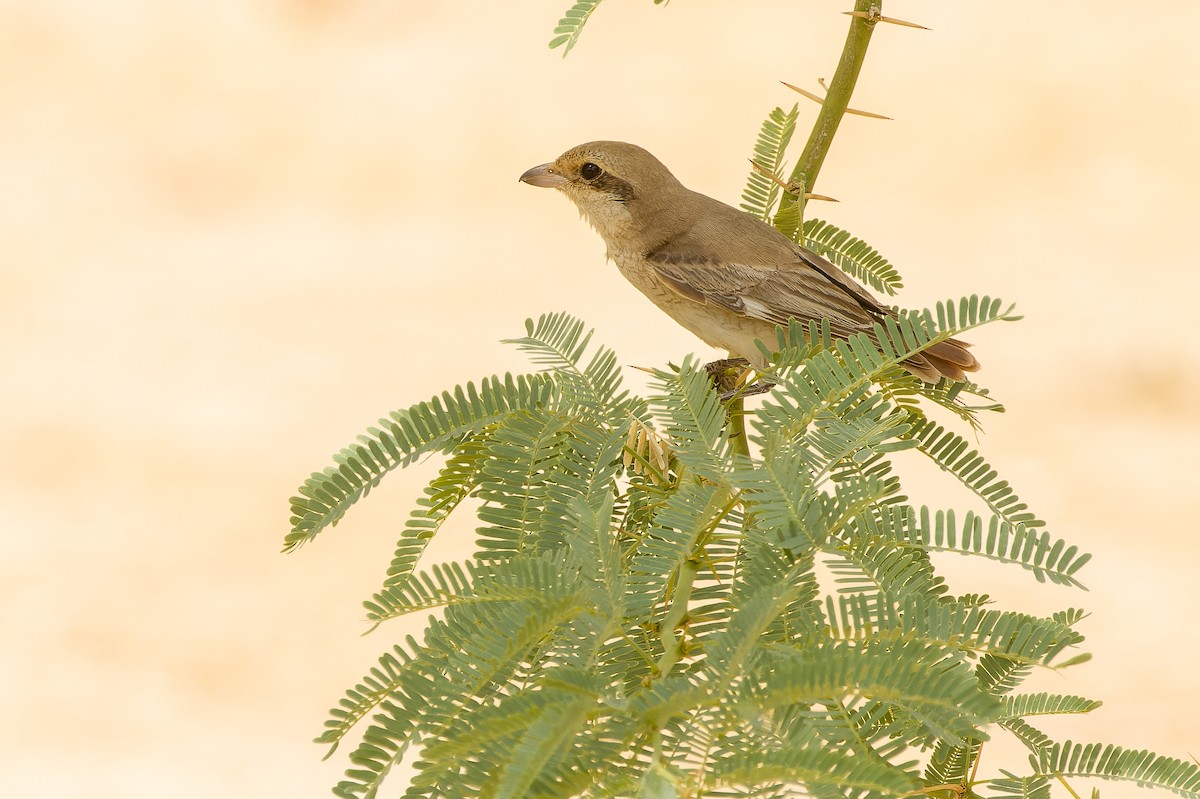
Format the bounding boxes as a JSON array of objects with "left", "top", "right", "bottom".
[{"left": 519, "top": 163, "right": 567, "bottom": 189}]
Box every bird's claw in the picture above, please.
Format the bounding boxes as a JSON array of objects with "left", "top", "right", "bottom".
[
  {"left": 703, "top": 357, "right": 777, "bottom": 402},
  {"left": 718, "top": 380, "right": 777, "bottom": 402}
]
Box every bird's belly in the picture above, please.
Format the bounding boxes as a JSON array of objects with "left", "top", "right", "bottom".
[{"left": 611, "top": 253, "right": 773, "bottom": 364}]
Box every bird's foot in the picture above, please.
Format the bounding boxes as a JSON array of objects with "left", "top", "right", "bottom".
[
  {"left": 718, "top": 379, "right": 777, "bottom": 402},
  {"left": 703, "top": 357, "right": 777, "bottom": 402}
]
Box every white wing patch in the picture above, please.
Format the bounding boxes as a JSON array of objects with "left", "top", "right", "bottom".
[{"left": 739, "top": 295, "right": 773, "bottom": 320}]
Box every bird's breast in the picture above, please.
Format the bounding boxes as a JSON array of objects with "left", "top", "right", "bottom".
[{"left": 608, "top": 250, "right": 773, "bottom": 364}]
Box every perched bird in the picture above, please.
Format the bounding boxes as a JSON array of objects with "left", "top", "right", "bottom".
[{"left": 519, "top": 141, "right": 979, "bottom": 382}]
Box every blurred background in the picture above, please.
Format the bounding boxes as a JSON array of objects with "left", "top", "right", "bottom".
[{"left": 2, "top": 1, "right": 1197, "bottom": 795}]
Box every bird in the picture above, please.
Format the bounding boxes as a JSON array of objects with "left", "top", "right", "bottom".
[{"left": 519, "top": 141, "right": 979, "bottom": 383}]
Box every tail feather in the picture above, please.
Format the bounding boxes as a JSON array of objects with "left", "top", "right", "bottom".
[{"left": 903, "top": 337, "right": 980, "bottom": 383}]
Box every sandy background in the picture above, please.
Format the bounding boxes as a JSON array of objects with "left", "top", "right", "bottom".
[{"left": 2, "top": 1, "right": 1198, "bottom": 795}]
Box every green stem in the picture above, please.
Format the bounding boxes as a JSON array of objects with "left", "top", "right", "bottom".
[
  {"left": 728, "top": 396, "right": 750, "bottom": 458},
  {"left": 655, "top": 558, "right": 698, "bottom": 677},
  {"left": 781, "top": 0, "right": 882, "bottom": 229}
]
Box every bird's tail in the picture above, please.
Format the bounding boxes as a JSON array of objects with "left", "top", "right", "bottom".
[{"left": 903, "top": 337, "right": 980, "bottom": 383}]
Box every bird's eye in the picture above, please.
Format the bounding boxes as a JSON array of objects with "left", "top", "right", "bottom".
[{"left": 580, "top": 162, "right": 602, "bottom": 181}]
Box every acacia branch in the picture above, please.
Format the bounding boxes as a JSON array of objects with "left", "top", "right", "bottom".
[{"left": 781, "top": 0, "right": 882, "bottom": 228}]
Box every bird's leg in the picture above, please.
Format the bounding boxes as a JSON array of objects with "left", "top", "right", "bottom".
[
  {"left": 704, "top": 357, "right": 750, "bottom": 396},
  {"left": 721, "top": 379, "right": 777, "bottom": 402},
  {"left": 702, "top": 357, "right": 777, "bottom": 402}
]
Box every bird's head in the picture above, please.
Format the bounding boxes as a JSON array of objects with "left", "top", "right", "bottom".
[{"left": 519, "top": 141, "right": 685, "bottom": 247}]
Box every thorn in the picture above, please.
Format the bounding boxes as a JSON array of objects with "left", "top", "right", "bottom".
[
  {"left": 782, "top": 81, "right": 825, "bottom": 106},
  {"left": 781, "top": 81, "right": 891, "bottom": 120},
  {"left": 748, "top": 160, "right": 801, "bottom": 195},
  {"left": 846, "top": 107, "right": 892, "bottom": 121},
  {"left": 749, "top": 161, "right": 840, "bottom": 203},
  {"left": 748, "top": 159, "right": 785, "bottom": 186},
  {"left": 842, "top": 10, "right": 930, "bottom": 30},
  {"left": 880, "top": 15, "right": 930, "bottom": 30}
]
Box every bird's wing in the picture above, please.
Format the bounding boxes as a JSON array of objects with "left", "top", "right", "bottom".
[{"left": 646, "top": 247, "right": 891, "bottom": 339}]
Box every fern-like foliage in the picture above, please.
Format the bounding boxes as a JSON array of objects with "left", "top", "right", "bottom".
[
  {"left": 741, "top": 104, "right": 800, "bottom": 223},
  {"left": 740, "top": 104, "right": 807, "bottom": 240},
  {"left": 1026, "top": 742, "right": 1200, "bottom": 797},
  {"left": 289, "top": 308, "right": 1194, "bottom": 798},
  {"left": 548, "top": 0, "right": 668, "bottom": 55},
  {"left": 803, "top": 217, "right": 904, "bottom": 296},
  {"left": 285, "top": 373, "right": 556, "bottom": 551},
  {"left": 548, "top": 1, "right": 603, "bottom": 55}
]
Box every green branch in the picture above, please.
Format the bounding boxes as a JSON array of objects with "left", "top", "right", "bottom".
[
  {"left": 781, "top": 0, "right": 882, "bottom": 228},
  {"left": 655, "top": 558, "right": 698, "bottom": 676}
]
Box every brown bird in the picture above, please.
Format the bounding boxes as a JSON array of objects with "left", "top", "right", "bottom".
[{"left": 519, "top": 141, "right": 979, "bottom": 382}]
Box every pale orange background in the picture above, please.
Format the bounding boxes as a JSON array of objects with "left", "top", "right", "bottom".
[{"left": 3, "top": 1, "right": 1198, "bottom": 796}]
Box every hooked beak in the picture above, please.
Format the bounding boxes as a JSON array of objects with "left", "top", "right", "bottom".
[{"left": 519, "top": 162, "right": 567, "bottom": 189}]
